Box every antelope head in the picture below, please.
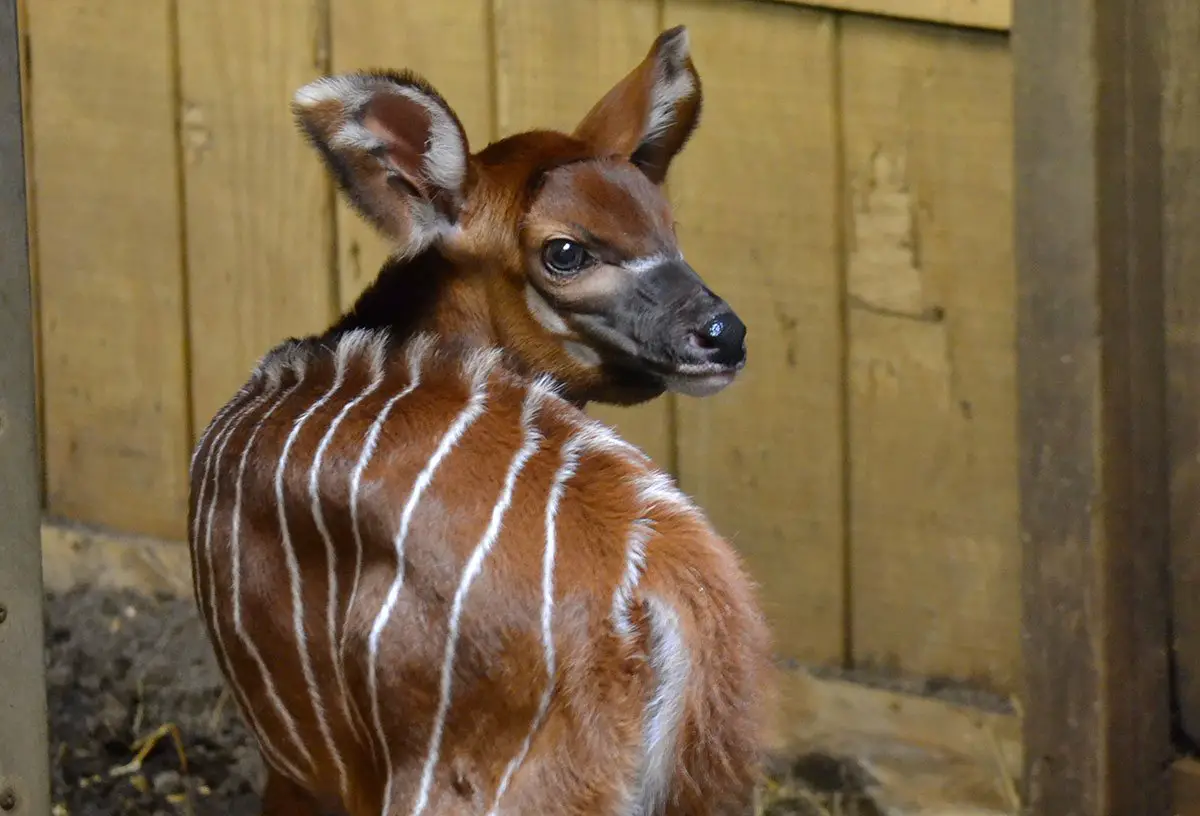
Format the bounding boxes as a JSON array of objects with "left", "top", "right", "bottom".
[{"left": 293, "top": 26, "right": 747, "bottom": 406}]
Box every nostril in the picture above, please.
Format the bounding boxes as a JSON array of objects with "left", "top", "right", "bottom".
[
  {"left": 689, "top": 327, "right": 720, "bottom": 350},
  {"left": 694, "top": 311, "right": 747, "bottom": 366}
]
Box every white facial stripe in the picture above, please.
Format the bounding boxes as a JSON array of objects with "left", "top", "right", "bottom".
[
  {"left": 620, "top": 252, "right": 680, "bottom": 275},
  {"left": 414, "top": 385, "right": 546, "bottom": 816},
  {"left": 524, "top": 282, "right": 571, "bottom": 336},
  {"left": 273, "top": 357, "right": 350, "bottom": 797},
  {"left": 372, "top": 348, "right": 496, "bottom": 816},
  {"left": 524, "top": 285, "right": 605, "bottom": 370}
]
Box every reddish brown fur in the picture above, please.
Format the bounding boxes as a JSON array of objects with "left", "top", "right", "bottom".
[{"left": 189, "top": 26, "right": 774, "bottom": 816}]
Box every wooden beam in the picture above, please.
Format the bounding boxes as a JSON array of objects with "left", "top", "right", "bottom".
[
  {"left": 1175, "top": 759, "right": 1200, "bottom": 816},
  {"left": 1014, "top": 0, "right": 1172, "bottom": 813},
  {"left": 1161, "top": 0, "right": 1200, "bottom": 749},
  {"left": 774, "top": 0, "right": 1011, "bottom": 31},
  {"left": 0, "top": 0, "right": 51, "bottom": 812}
]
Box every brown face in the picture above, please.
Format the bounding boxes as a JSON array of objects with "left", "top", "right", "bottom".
[{"left": 518, "top": 159, "right": 746, "bottom": 398}]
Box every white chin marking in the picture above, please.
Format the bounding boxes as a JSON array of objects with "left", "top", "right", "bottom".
[{"left": 664, "top": 371, "right": 738, "bottom": 398}]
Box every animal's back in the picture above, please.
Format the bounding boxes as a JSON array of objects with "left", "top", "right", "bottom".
[{"left": 190, "top": 329, "right": 770, "bottom": 815}]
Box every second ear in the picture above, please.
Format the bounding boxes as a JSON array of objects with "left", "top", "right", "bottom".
[{"left": 572, "top": 25, "right": 702, "bottom": 185}]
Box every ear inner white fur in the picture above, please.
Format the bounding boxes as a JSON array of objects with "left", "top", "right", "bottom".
[
  {"left": 292, "top": 72, "right": 470, "bottom": 255},
  {"left": 641, "top": 30, "right": 696, "bottom": 151}
]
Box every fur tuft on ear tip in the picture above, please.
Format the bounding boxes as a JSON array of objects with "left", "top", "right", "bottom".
[
  {"left": 291, "top": 69, "right": 448, "bottom": 115},
  {"left": 655, "top": 25, "right": 691, "bottom": 68},
  {"left": 293, "top": 77, "right": 337, "bottom": 109},
  {"left": 292, "top": 75, "right": 368, "bottom": 113}
]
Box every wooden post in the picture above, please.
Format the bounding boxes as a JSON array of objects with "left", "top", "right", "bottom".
[
  {"left": 1014, "top": 0, "right": 1173, "bottom": 813},
  {"left": 0, "top": 0, "right": 51, "bottom": 813},
  {"left": 1161, "top": 0, "right": 1200, "bottom": 753}
]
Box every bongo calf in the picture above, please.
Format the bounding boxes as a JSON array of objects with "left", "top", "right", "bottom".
[{"left": 189, "top": 26, "right": 773, "bottom": 816}]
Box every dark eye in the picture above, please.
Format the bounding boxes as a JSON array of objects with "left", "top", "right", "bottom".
[{"left": 542, "top": 238, "right": 591, "bottom": 275}]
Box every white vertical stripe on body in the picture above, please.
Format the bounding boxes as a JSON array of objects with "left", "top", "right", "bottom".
[
  {"left": 373, "top": 347, "right": 500, "bottom": 816},
  {"left": 486, "top": 423, "right": 586, "bottom": 815},
  {"left": 411, "top": 380, "right": 548, "bottom": 816}
]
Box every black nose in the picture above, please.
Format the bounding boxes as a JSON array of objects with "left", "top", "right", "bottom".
[{"left": 695, "top": 311, "right": 747, "bottom": 367}]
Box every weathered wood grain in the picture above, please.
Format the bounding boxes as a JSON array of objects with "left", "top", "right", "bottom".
[
  {"left": 0, "top": 0, "right": 51, "bottom": 809},
  {"left": 840, "top": 17, "right": 1018, "bottom": 692},
  {"left": 178, "top": 0, "right": 337, "bottom": 435},
  {"left": 26, "top": 0, "right": 192, "bottom": 539},
  {"left": 665, "top": 0, "right": 847, "bottom": 664},
  {"left": 1014, "top": 0, "right": 1172, "bottom": 810}
]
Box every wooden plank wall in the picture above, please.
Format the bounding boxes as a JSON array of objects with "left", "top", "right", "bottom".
[{"left": 19, "top": 0, "right": 1018, "bottom": 693}]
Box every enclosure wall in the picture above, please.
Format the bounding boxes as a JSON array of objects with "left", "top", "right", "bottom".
[{"left": 16, "top": 0, "right": 1018, "bottom": 694}]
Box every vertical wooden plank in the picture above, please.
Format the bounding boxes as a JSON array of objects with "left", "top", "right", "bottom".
[
  {"left": 178, "top": 0, "right": 335, "bottom": 433},
  {"left": 1015, "top": 0, "right": 1172, "bottom": 811},
  {"left": 15, "top": 0, "right": 41, "bottom": 505},
  {"left": 494, "top": 0, "right": 673, "bottom": 467},
  {"left": 27, "top": 0, "right": 191, "bottom": 539},
  {"left": 0, "top": 1, "right": 51, "bottom": 811},
  {"left": 494, "top": 0, "right": 658, "bottom": 137},
  {"left": 1161, "top": 0, "right": 1200, "bottom": 749},
  {"left": 331, "top": 0, "right": 493, "bottom": 309},
  {"left": 664, "top": 0, "right": 845, "bottom": 664},
  {"left": 839, "top": 20, "right": 1018, "bottom": 691}
]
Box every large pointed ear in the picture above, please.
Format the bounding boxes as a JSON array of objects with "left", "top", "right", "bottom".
[
  {"left": 292, "top": 71, "right": 470, "bottom": 259},
  {"left": 573, "top": 26, "right": 701, "bottom": 185}
]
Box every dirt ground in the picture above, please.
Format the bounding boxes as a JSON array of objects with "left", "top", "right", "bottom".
[
  {"left": 46, "top": 588, "right": 261, "bottom": 816},
  {"left": 44, "top": 586, "right": 926, "bottom": 816}
]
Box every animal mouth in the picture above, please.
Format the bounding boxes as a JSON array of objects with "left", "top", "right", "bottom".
[{"left": 662, "top": 362, "right": 743, "bottom": 397}]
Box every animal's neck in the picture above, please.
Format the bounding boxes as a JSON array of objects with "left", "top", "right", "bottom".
[
  {"left": 327, "top": 250, "right": 474, "bottom": 339},
  {"left": 324, "top": 250, "right": 590, "bottom": 407}
]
